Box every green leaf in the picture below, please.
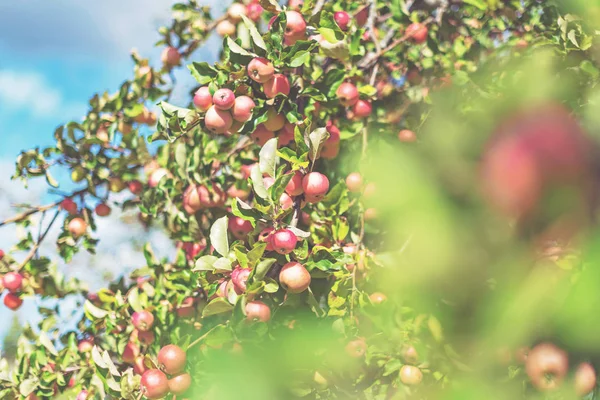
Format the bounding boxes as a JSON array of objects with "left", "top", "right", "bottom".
[
  {"left": 251, "top": 164, "right": 269, "bottom": 199},
  {"left": 45, "top": 171, "right": 58, "bottom": 188},
  {"left": 309, "top": 127, "right": 329, "bottom": 162},
  {"left": 19, "top": 378, "right": 37, "bottom": 396},
  {"left": 462, "top": 0, "right": 487, "bottom": 10},
  {"left": 194, "top": 255, "right": 219, "bottom": 271},
  {"left": 259, "top": 137, "right": 279, "bottom": 178},
  {"left": 128, "top": 288, "right": 142, "bottom": 312},
  {"left": 202, "top": 297, "right": 234, "bottom": 317},
  {"left": 84, "top": 300, "right": 109, "bottom": 320},
  {"left": 253, "top": 258, "right": 276, "bottom": 281},
  {"left": 241, "top": 15, "right": 267, "bottom": 52},
  {"left": 231, "top": 198, "right": 261, "bottom": 226},
  {"left": 428, "top": 315, "right": 444, "bottom": 342},
  {"left": 39, "top": 332, "right": 58, "bottom": 356},
  {"left": 210, "top": 216, "right": 229, "bottom": 257},
  {"left": 188, "top": 62, "right": 218, "bottom": 84}
]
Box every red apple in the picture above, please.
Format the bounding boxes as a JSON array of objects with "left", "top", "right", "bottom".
[
  {"left": 161, "top": 46, "right": 181, "bottom": 67},
  {"left": 345, "top": 173, "right": 363, "bottom": 193},
  {"left": 132, "top": 310, "right": 154, "bottom": 332},
  {"left": 285, "top": 171, "right": 304, "bottom": 196},
  {"left": 60, "top": 198, "right": 78, "bottom": 215},
  {"left": 128, "top": 180, "right": 143, "bottom": 195},
  {"left": 271, "top": 229, "right": 298, "bottom": 254},
  {"left": 68, "top": 218, "right": 87, "bottom": 238},
  {"left": 345, "top": 339, "right": 367, "bottom": 358},
  {"left": 169, "top": 373, "right": 192, "bottom": 395},
  {"left": 141, "top": 369, "right": 170, "bottom": 400},
  {"left": 231, "top": 95, "right": 255, "bottom": 122},
  {"left": 525, "top": 342, "right": 568, "bottom": 391},
  {"left": 263, "top": 108, "right": 286, "bottom": 131},
  {"left": 575, "top": 362, "right": 596, "bottom": 396},
  {"left": 353, "top": 100, "right": 372, "bottom": 118},
  {"left": 279, "top": 262, "right": 311, "bottom": 293},
  {"left": 213, "top": 88, "right": 236, "bottom": 110},
  {"left": 122, "top": 342, "right": 140, "bottom": 364},
  {"left": 3, "top": 272, "right": 23, "bottom": 293},
  {"left": 95, "top": 203, "right": 111, "bottom": 217},
  {"left": 334, "top": 11, "right": 350, "bottom": 31},
  {"left": 4, "top": 293, "right": 22, "bottom": 310},
  {"left": 193, "top": 87, "right": 213, "bottom": 111},
  {"left": 247, "top": 57, "right": 275, "bottom": 83},
  {"left": 399, "top": 365, "right": 423, "bottom": 385},
  {"left": 245, "top": 300, "right": 271, "bottom": 322},
  {"left": 336, "top": 82, "right": 359, "bottom": 106},
  {"left": 406, "top": 23, "right": 428, "bottom": 44},
  {"left": 216, "top": 20, "right": 237, "bottom": 36},
  {"left": 251, "top": 124, "right": 275, "bottom": 146},
  {"left": 302, "top": 172, "right": 329, "bottom": 202},
  {"left": 228, "top": 216, "right": 253, "bottom": 239},
  {"left": 158, "top": 344, "right": 187, "bottom": 375},
  {"left": 398, "top": 129, "right": 417, "bottom": 143},
  {"left": 263, "top": 74, "right": 290, "bottom": 98}
]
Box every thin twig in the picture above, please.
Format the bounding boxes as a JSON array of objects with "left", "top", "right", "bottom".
[
  {"left": 290, "top": 197, "right": 302, "bottom": 228},
  {"left": 17, "top": 209, "right": 61, "bottom": 270},
  {"left": 312, "top": 0, "right": 327, "bottom": 16},
  {"left": 186, "top": 325, "right": 220, "bottom": 350}
]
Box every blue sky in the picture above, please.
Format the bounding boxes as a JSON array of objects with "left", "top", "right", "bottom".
[{"left": 0, "top": 0, "right": 224, "bottom": 340}]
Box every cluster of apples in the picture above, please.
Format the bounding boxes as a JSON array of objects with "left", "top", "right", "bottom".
[
  {"left": 345, "top": 172, "right": 378, "bottom": 221},
  {"left": 1, "top": 270, "right": 24, "bottom": 310},
  {"left": 141, "top": 345, "right": 191, "bottom": 398},
  {"left": 215, "top": 1, "right": 264, "bottom": 37},
  {"left": 511, "top": 342, "right": 597, "bottom": 395}
]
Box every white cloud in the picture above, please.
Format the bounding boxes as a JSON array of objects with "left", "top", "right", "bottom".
[
  {"left": 0, "top": 70, "right": 86, "bottom": 118},
  {"left": 0, "top": 71, "right": 61, "bottom": 117}
]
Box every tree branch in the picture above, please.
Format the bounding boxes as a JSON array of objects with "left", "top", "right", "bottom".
[{"left": 17, "top": 209, "right": 61, "bottom": 270}]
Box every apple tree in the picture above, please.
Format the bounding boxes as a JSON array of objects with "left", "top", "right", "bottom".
[{"left": 2, "top": 0, "right": 600, "bottom": 399}]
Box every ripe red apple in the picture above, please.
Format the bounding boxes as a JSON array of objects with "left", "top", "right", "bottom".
[
  {"left": 231, "top": 267, "right": 251, "bottom": 292},
  {"left": 271, "top": 229, "right": 298, "bottom": 254},
  {"left": 245, "top": 300, "right": 271, "bottom": 322},
  {"left": 263, "top": 74, "right": 290, "bottom": 98},
  {"left": 398, "top": 129, "right": 417, "bottom": 143},
  {"left": 77, "top": 339, "right": 93, "bottom": 354},
  {"left": 68, "top": 218, "right": 87, "bottom": 238},
  {"left": 353, "top": 99, "right": 372, "bottom": 118},
  {"left": 122, "top": 342, "right": 140, "bottom": 364},
  {"left": 369, "top": 292, "right": 386, "bottom": 304},
  {"left": 158, "top": 344, "right": 187, "bottom": 375},
  {"left": 60, "top": 198, "right": 78, "bottom": 215},
  {"left": 575, "top": 362, "right": 596, "bottom": 396},
  {"left": 247, "top": 2, "right": 263, "bottom": 21},
  {"left": 406, "top": 23, "right": 428, "bottom": 44},
  {"left": 75, "top": 390, "right": 88, "bottom": 400},
  {"left": 193, "top": 86, "right": 213, "bottom": 111},
  {"left": 399, "top": 365, "right": 423, "bottom": 385},
  {"left": 3, "top": 272, "right": 23, "bottom": 293},
  {"left": 364, "top": 208, "right": 378, "bottom": 221},
  {"left": 402, "top": 346, "right": 419, "bottom": 364},
  {"left": 133, "top": 355, "right": 147, "bottom": 375},
  {"left": 325, "top": 121, "right": 341, "bottom": 145},
  {"left": 227, "top": 184, "right": 250, "bottom": 201},
  {"left": 345, "top": 173, "right": 363, "bottom": 193},
  {"left": 264, "top": 108, "right": 286, "bottom": 131},
  {"left": 161, "top": 46, "right": 181, "bottom": 67},
  {"left": 525, "top": 342, "right": 568, "bottom": 391},
  {"left": 228, "top": 3, "right": 247, "bottom": 22},
  {"left": 213, "top": 88, "right": 236, "bottom": 110},
  {"left": 481, "top": 135, "right": 542, "bottom": 219},
  {"left": 205, "top": 106, "right": 233, "bottom": 134},
  {"left": 283, "top": 11, "right": 307, "bottom": 44},
  {"left": 0, "top": 249, "right": 5, "bottom": 260},
  {"left": 285, "top": 171, "right": 304, "bottom": 196},
  {"left": 180, "top": 241, "right": 206, "bottom": 261},
  {"left": 4, "top": 293, "right": 22, "bottom": 310},
  {"left": 345, "top": 339, "right": 367, "bottom": 358},
  {"left": 141, "top": 369, "right": 170, "bottom": 400},
  {"left": 279, "top": 192, "right": 294, "bottom": 210},
  {"left": 288, "top": 0, "right": 303, "bottom": 10},
  {"left": 336, "top": 82, "right": 359, "bottom": 106},
  {"left": 132, "top": 329, "right": 155, "bottom": 345},
  {"left": 259, "top": 227, "right": 275, "bottom": 251},
  {"left": 95, "top": 203, "right": 111, "bottom": 217},
  {"left": 216, "top": 20, "right": 237, "bottom": 36},
  {"left": 231, "top": 95, "right": 255, "bottom": 122},
  {"left": 278, "top": 123, "right": 295, "bottom": 146},
  {"left": 279, "top": 262, "right": 311, "bottom": 293},
  {"left": 176, "top": 297, "right": 196, "bottom": 318},
  {"left": 128, "top": 180, "right": 143, "bottom": 195},
  {"left": 320, "top": 143, "right": 339, "bottom": 160},
  {"left": 148, "top": 168, "right": 169, "bottom": 188},
  {"left": 334, "top": 11, "right": 350, "bottom": 31},
  {"left": 228, "top": 216, "right": 253, "bottom": 239},
  {"left": 302, "top": 172, "right": 329, "bottom": 202},
  {"left": 363, "top": 182, "right": 376, "bottom": 198},
  {"left": 251, "top": 124, "right": 275, "bottom": 146},
  {"left": 169, "top": 373, "right": 192, "bottom": 395},
  {"left": 247, "top": 57, "right": 275, "bottom": 83},
  {"left": 240, "top": 163, "right": 255, "bottom": 179},
  {"left": 132, "top": 310, "right": 154, "bottom": 332}
]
